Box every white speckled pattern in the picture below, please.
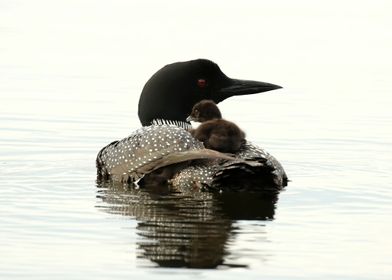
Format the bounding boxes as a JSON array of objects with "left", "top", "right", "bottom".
[
  {"left": 170, "top": 161, "right": 219, "bottom": 191},
  {"left": 169, "top": 142, "right": 286, "bottom": 192},
  {"left": 97, "top": 125, "right": 287, "bottom": 190},
  {"left": 97, "top": 125, "right": 204, "bottom": 182}
]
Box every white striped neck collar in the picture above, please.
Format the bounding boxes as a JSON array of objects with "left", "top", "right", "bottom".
[{"left": 150, "top": 119, "right": 192, "bottom": 130}]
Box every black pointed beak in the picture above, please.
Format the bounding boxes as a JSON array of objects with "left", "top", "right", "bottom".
[{"left": 215, "top": 79, "right": 282, "bottom": 102}]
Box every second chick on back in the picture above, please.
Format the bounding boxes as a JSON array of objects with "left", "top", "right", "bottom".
[{"left": 187, "top": 100, "right": 246, "bottom": 154}]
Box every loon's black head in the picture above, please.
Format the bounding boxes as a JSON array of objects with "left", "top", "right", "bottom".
[{"left": 138, "top": 59, "right": 282, "bottom": 126}]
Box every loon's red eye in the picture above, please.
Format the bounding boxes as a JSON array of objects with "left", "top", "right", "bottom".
[{"left": 197, "top": 79, "right": 207, "bottom": 88}]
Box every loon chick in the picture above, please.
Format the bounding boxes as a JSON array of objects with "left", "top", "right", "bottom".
[
  {"left": 97, "top": 59, "right": 287, "bottom": 191},
  {"left": 187, "top": 100, "right": 245, "bottom": 154}
]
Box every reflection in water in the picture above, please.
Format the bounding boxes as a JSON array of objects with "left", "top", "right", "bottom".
[{"left": 96, "top": 180, "right": 279, "bottom": 268}]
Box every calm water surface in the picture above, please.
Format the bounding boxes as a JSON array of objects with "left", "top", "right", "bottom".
[{"left": 1, "top": 1, "right": 392, "bottom": 279}]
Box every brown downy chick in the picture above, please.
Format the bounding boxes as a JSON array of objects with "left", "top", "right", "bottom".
[{"left": 187, "top": 100, "right": 246, "bottom": 153}]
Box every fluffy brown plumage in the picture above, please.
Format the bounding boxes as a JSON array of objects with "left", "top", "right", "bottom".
[{"left": 188, "top": 100, "right": 246, "bottom": 154}]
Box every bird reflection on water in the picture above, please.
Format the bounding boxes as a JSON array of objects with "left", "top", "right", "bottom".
[{"left": 96, "top": 180, "right": 279, "bottom": 268}]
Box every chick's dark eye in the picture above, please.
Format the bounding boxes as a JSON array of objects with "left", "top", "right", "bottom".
[{"left": 197, "top": 79, "right": 207, "bottom": 88}]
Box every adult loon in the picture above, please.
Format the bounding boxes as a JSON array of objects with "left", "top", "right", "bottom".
[
  {"left": 187, "top": 100, "right": 246, "bottom": 154},
  {"left": 97, "top": 59, "right": 287, "bottom": 192}
]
